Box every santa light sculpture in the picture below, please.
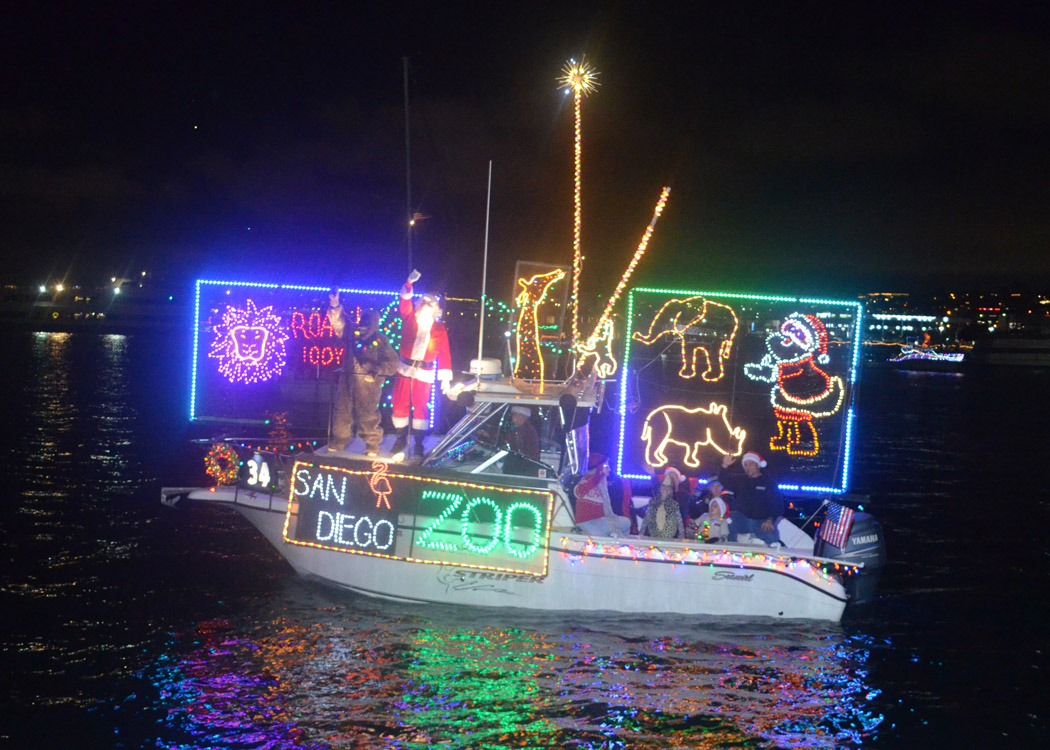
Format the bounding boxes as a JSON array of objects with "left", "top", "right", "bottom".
[{"left": 744, "top": 313, "right": 845, "bottom": 456}]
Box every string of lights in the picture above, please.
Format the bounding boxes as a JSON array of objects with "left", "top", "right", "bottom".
[
  {"left": 631, "top": 295, "right": 740, "bottom": 381},
  {"left": 282, "top": 460, "right": 555, "bottom": 577},
  {"left": 204, "top": 443, "right": 241, "bottom": 485},
  {"left": 208, "top": 299, "right": 290, "bottom": 384},
  {"left": 556, "top": 537, "right": 859, "bottom": 588},
  {"left": 641, "top": 402, "right": 747, "bottom": 468},
  {"left": 582, "top": 186, "right": 671, "bottom": 352},
  {"left": 558, "top": 58, "right": 598, "bottom": 346}
]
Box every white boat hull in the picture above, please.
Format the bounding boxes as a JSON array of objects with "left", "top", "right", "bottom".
[{"left": 181, "top": 488, "right": 849, "bottom": 621}]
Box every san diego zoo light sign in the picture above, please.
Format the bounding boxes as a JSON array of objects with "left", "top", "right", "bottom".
[{"left": 282, "top": 459, "right": 555, "bottom": 578}]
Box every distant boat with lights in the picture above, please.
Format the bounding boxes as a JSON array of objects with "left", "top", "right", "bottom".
[
  {"left": 969, "top": 337, "right": 1050, "bottom": 367},
  {"left": 887, "top": 344, "right": 966, "bottom": 372}
]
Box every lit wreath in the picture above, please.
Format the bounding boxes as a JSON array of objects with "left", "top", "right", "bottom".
[{"left": 205, "top": 443, "right": 240, "bottom": 485}]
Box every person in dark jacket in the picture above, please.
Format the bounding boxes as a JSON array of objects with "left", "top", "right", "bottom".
[
  {"left": 504, "top": 406, "right": 540, "bottom": 459},
  {"left": 718, "top": 451, "right": 783, "bottom": 545},
  {"left": 327, "top": 294, "right": 399, "bottom": 456}
]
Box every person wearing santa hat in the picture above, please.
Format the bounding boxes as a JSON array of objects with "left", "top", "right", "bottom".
[
  {"left": 573, "top": 454, "right": 631, "bottom": 537},
  {"left": 504, "top": 406, "right": 540, "bottom": 459},
  {"left": 390, "top": 269, "right": 453, "bottom": 461},
  {"left": 696, "top": 484, "right": 731, "bottom": 542},
  {"left": 639, "top": 466, "right": 686, "bottom": 539},
  {"left": 718, "top": 451, "right": 783, "bottom": 545}
]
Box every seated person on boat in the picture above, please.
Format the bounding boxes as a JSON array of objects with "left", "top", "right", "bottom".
[
  {"left": 573, "top": 454, "right": 631, "bottom": 538},
  {"left": 639, "top": 466, "right": 686, "bottom": 539},
  {"left": 695, "top": 481, "right": 731, "bottom": 542},
  {"left": 718, "top": 451, "right": 783, "bottom": 545}
]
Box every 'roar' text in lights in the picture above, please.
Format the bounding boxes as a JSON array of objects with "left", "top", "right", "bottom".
[{"left": 291, "top": 310, "right": 346, "bottom": 368}]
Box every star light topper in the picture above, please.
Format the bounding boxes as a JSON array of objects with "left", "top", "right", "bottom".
[
  {"left": 208, "top": 298, "right": 289, "bottom": 384},
  {"left": 558, "top": 57, "right": 600, "bottom": 95},
  {"left": 558, "top": 56, "right": 599, "bottom": 346}
]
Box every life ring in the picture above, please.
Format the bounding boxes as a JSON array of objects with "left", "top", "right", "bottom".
[{"left": 205, "top": 443, "right": 240, "bottom": 485}]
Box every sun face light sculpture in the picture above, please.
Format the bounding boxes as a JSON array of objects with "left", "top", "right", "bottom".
[{"left": 208, "top": 298, "right": 289, "bottom": 384}]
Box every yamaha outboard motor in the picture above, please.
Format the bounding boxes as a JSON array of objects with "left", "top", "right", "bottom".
[{"left": 815, "top": 511, "right": 887, "bottom": 606}]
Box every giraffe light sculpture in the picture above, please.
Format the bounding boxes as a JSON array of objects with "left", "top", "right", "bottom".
[{"left": 513, "top": 269, "right": 566, "bottom": 380}]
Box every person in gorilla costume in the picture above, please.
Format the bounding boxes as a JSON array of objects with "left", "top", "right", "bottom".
[{"left": 327, "top": 293, "right": 398, "bottom": 456}]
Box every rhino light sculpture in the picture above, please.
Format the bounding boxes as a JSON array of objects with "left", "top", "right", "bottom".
[{"left": 642, "top": 402, "right": 747, "bottom": 468}]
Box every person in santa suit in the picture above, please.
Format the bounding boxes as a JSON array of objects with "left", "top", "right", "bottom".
[{"left": 390, "top": 269, "right": 452, "bottom": 460}]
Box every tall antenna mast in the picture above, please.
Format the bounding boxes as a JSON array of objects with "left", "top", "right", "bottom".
[
  {"left": 403, "top": 56, "right": 413, "bottom": 273},
  {"left": 477, "top": 161, "right": 493, "bottom": 369}
]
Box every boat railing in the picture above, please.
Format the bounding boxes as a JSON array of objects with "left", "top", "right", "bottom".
[{"left": 556, "top": 532, "right": 865, "bottom": 572}]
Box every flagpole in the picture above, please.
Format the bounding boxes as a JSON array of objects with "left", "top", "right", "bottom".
[
  {"left": 403, "top": 56, "right": 413, "bottom": 274},
  {"left": 477, "top": 161, "right": 493, "bottom": 370},
  {"left": 799, "top": 499, "right": 829, "bottom": 530}
]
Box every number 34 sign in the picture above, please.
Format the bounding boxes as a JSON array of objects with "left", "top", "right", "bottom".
[{"left": 237, "top": 452, "right": 281, "bottom": 493}]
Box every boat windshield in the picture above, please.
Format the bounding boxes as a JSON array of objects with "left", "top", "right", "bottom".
[
  {"left": 427, "top": 406, "right": 561, "bottom": 479},
  {"left": 428, "top": 440, "right": 556, "bottom": 479}
]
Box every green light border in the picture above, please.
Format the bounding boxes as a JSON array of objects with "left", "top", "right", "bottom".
[{"left": 618, "top": 287, "right": 863, "bottom": 494}]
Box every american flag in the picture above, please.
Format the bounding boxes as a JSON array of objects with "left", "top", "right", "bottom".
[{"left": 820, "top": 501, "right": 855, "bottom": 549}]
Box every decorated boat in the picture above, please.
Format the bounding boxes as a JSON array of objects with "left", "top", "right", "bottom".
[
  {"left": 163, "top": 59, "right": 887, "bottom": 621},
  {"left": 887, "top": 343, "right": 966, "bottom": 371},
  {"left": 161, "top": 277, "right": 886, "bottom": 622}
]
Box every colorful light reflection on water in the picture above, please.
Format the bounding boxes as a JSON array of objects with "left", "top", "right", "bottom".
[
  {"left": 134, "top": 600, "right": 882, "bottom": 749},
  {"left": 6, "top": 330, "right": 1049, "bottom": 748}
]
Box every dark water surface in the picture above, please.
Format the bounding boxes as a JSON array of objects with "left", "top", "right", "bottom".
[{"left": 1, "top": 331, "right": 1047, "bottom": 748}]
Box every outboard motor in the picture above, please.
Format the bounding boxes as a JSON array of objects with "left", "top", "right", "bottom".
[{"left": 815, "top": 511, "right": 887, "bottom": 606}]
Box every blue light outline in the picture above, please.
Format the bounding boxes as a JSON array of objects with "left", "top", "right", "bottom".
[
  {"left": 191, "top": 278, "right": 438, "bottom": 427},
  {"left": 618, "top": 288, "right": 864, "bottom": 495},
  {"left": 189, "top": 279, "right": 203, "bottom": 420}
]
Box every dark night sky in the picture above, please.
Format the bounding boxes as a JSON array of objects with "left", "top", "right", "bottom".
[{"left": 3, "top": 1, "right": 1049, "bottom": 298}]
